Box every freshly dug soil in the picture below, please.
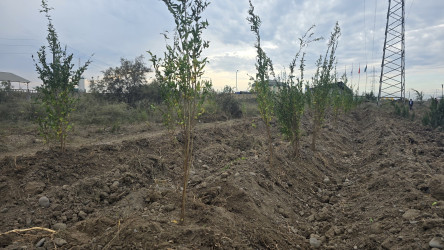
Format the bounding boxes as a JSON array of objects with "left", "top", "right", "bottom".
[{"left": 0, "top": 103, "right": 443, "bottom": 249}]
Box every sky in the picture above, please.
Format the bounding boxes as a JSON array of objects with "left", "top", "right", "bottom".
[{"left": 0, "top": 0, "right": 443, "bottom": 98}]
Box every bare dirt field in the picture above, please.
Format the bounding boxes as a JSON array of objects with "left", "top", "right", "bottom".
[{"left": 1, "top": 103, "right": 443, "bottom": 249}]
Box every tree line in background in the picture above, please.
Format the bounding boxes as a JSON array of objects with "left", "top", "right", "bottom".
[{"left": 89, "top": 56, "right": 162, "bottom": 106}]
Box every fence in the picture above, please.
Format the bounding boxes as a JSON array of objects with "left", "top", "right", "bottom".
[{"left": 0, "top": 88, "right": 37, "bottom": 93}]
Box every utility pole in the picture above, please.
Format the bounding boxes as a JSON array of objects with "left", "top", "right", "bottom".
[
  {"left": 236, "top": 70, "right": 239, "bottom": 92},
  {"left": 378, "top": 0, "right": 405, "bottom": 104}
]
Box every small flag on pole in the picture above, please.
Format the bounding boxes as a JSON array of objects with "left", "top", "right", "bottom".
[
  {"left": 358, "top": 67, "right": 360, "bottom": 74},
  {"left": 364, "top": 65, "right": 367, "bottom": 73}
]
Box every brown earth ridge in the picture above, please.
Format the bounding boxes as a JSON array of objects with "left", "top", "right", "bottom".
[{"left": 0, "top": 103, "right": 443, "bottom": 249}]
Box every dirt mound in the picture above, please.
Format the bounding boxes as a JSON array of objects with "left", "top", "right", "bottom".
[{"left": 1, "top": 104, "right": 443, "bottom": 249}]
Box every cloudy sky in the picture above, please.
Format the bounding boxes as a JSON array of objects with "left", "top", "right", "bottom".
[{"left": 1, "top": 0, "right": 443, "bottom": 97}]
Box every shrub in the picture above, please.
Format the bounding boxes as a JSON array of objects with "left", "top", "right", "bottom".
[
  {"left": 309, "top": 22, "right": 341, "bottom": 151},
  {"left": 0, "top": 92, "right": 40, "bottom": 123},
  {"left": 391, "top": 100, "right": 409, "bottom": 118},
  {"left": 274, "top": 26, "right": 320, "bottom": 157},
  {"left": 216, "top": 92, "right": 242, "bottom": 119},
  {"left": 423, "top": 98, "right": 444, "bottom": 128},
  {"left": 342, "top": 81, "right": 355, "bottom": 113},
  {"left": 33, "top": 0, "right": 90, "bottom": 152},
  {"left": 71, "top": 94, "right": 155, "bottom": 125},
  {"left": 364, "top": 91, "right": 377, "bottom": 102},
  {"left": 330, "top": 74, "right": 354, "bottom": 122}
]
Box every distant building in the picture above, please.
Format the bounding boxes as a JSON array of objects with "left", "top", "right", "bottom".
[
  {"left": 268, "top": 79, "right": 281, "bottom": 93},
  {"left": 78, "top": 78, "right": 86, "bottom": 92},
  {"left": 0, "top": 72, "right": 30, "bottom": 89},
  {"left": 334, "top": 81, "right": 352, "bottom": 92},
  {"left": 251, "top": 79, "right": 284, "bottom": 93}
]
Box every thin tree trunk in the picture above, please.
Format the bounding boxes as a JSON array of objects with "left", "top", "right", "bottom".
[
  {"left": 311, "top": 126, "right": 317, "bottom": 151},
  {"left": 180, "top": 104, "right": 194, "bottom": 223},
  {"left": 293, "top": 135, "right": 300, "bottom": 158},
  {"left": 266, "top": 123, "right": 273, "bottom": 166},
  {"left": 60, "top": 121, "right": 65, "bottom": 152},
  {"left": 180, "top": 127, "right": 191, "bottom": 222}
]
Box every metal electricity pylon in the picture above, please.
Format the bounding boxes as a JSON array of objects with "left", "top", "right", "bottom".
[{"left": 378, "top": 0, "right": 405, "bottom": 103}]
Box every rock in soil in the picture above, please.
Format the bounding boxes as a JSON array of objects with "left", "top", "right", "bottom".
[
  {"left": 163, "top": 204, "right": 175, "bottom": 212},
  {"left": 35, "top": 238, "right": 46, "bottom": 247},
  {"left": 53, "top": 238, "right": 67, "bottom": 247},
  {"left": 52, "top": 223, "right": 67, "bottom": 231},
  {"left": 402, "top": 209, "right": 420, "bottom": 220},
  {"left": 38, "top": 196, "right": 50, "bottom": 208},
  {"left": 429, "top": 175, "right": 444, "bottom": 200},
  {"left": 110, "top": 181, "right": 119, "bottom": 192},
  {"left": 24, "top": 181, "right": 46, "bottom": 195},
  {"left": 78, "top": 210, "right": 87, "bottom": 220},
  {"left": 310, "top": 234, "right": 322, "bottom": 248},
  {"left": 429, "top": 237, "right": 444, "bottom": 249}
]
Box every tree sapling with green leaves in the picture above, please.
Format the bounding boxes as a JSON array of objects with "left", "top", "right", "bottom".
[
  {"left": 247, "top": 0, "right": 275, "bottom": 165},
  {"left": 148, "top": 0, "right": 211, "bottom": 222},
  {"left": 422, "top": 97, "right": 444, "bottom": 128},
  {"left": 274, "top": 26, "right": 321, "bottom": 157},
  {"left": 331, "top": 72, "right": 354, "bottom": 122},
  {"left": 309, "top": 22, "right": 341, "bottom": 151},
  {"left": 33, "top": 0, "right": 91, "bottom": 152}
]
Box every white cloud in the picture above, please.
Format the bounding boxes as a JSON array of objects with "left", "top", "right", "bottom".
[{"left": 0, "top": 0, "right": 443, "bottom": 94}]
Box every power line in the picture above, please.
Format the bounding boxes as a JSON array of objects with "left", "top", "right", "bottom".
[
  {"left": 0, "top": 44, "right": 34, "bottom": 46},
  {"left": 65, "top": 45, "right": 114, "bottom": 69},
  {"left": 0, "top": 52, "right": 33, "bottom": 55},
  {"left": 371, "top": 0, "right": 378, "bottom": 93},
  {"left": 363, "top": 0, "right": 368, "bottom": 94},
  {"left": 406, "top": 0, "right": 415, "bottom": 21},
  {"left": 0, "top": 37, "right": 39, "bottom": 41},
  {"left": 364, "top": 0, "right": 367, "bottom": 65}
]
